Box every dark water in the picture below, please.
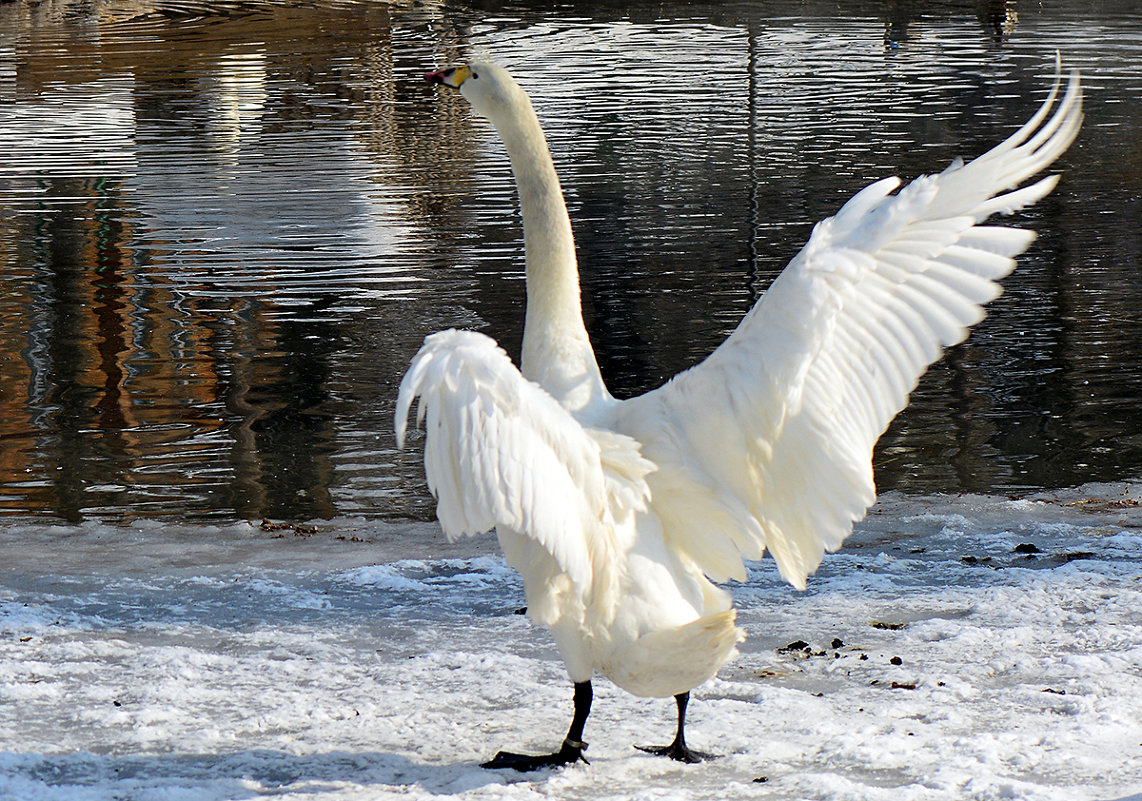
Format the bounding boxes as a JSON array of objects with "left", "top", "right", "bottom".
[{"left": 1, "top": 0, "right": 1140, "bottom": 523}]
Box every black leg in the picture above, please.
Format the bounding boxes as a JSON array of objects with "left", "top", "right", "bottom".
[
  {"left": 482, "top": 680, "right": 592, "bottom": 771},
  {"left": 635, "top": 691, "right": 714, "bottom": 763}
]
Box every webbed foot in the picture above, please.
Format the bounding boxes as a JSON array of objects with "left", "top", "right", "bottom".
[
  {"left": 634, "top": 691, "right": 712, "bottom": 763},
  {"left": 481, "top": 738, "right": 589, "bottom": 771},
  {"left": 634, "top": 741, "right": 713, "bottom": 764}
]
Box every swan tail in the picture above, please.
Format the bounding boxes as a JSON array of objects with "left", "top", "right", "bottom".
[{"left": 601, "top": 610, "right": 744, "bottom": 699}]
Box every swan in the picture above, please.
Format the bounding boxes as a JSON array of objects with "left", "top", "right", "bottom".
[{"left": 396, "top": 61, "right": 1082, "bottom": 770}]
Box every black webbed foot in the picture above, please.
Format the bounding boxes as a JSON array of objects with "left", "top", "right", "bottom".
[
  {"left": 634, "top": 691, "right": 712, "bottom": 764},
  {"left": 481, "top": 738, "right": 589, "bottom": 771},
  {"left": 634, "top": 741, "right": 713, "bottom": 764}
]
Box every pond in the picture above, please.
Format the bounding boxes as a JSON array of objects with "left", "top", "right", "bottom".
[{"left": 1, "top": 0, "right": 1140, "bottom": 523}]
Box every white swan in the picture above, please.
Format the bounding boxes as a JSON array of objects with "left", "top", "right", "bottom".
[{"left": 397, "top": 62, "right": 1082, "bottom": 770}]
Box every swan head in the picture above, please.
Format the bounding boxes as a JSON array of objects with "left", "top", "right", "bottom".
[{"left": 425, "top": 63, "right": 528, "bottom": 125}]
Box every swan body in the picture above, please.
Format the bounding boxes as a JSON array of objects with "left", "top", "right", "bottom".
[{"left": 397, "top": 62, "right": 1082, "bottom": 767}]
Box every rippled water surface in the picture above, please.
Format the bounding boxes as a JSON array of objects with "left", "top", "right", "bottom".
[{"left": 1, "top": 0, "right": 1141, "bottom": 522}]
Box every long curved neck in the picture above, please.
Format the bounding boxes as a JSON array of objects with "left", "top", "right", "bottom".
[{"left": 492, "top": 94, "right": 608, "bottom": 412}]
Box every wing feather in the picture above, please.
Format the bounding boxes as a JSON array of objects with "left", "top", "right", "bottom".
[
  {"left": 617, "top": 66, "right": 1082, "bottom": 589},
  {"left": 396, "top": 329, "right": 652, "bottom": 597}
]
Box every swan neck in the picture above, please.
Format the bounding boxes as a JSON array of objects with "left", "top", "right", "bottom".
[{"left": 494, "top": 99, "right": 606, "bottom": 410}]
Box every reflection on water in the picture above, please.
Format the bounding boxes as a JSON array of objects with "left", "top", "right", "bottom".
[{"left": 1, "top": 0, "right": 1141, "bottom": 522}]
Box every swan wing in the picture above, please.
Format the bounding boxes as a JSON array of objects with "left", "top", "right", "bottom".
[
  {"left": 396, "top": 329, "right": 650, "bottom": 595},
  {"left": 618, "top": 68, "right": 1082, "bottom": 590}
]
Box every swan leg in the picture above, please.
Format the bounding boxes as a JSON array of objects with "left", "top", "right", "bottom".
[
  {"left": 481, "top": 680, "right": 592, "bottom": 771},
  {"left": 635, "top": 691, "right": 713, "bottom": 763}
]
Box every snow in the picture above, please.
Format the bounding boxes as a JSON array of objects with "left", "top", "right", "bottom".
[{"left": 2, "top": 484, "right": 1141, "bottom": 801}]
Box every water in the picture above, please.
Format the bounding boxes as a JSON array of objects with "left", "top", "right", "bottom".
[{"left": 1, "top": 0, "right": 1140, "bottom": 523}]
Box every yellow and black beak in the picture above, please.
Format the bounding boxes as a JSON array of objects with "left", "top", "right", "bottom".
[{"left": 425, "top": 66, "right": 473, "bottom": 89}]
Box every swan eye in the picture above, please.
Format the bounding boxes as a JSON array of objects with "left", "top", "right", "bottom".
[{"left": 471, "top": 71, "right": 479, "bottom": 80}]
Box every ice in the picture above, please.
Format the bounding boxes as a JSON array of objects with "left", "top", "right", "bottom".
[{"left": 1, "top": 483, "right": 1141, "bottom": 800}]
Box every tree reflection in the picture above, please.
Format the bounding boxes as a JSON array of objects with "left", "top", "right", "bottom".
[{"left": 0, "top": 0, "right": 1140, "bottom": 522}]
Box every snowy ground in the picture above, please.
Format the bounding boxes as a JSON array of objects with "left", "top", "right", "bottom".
[{"left": 2, "top": 483, "right": 1141, "bottom": 801}]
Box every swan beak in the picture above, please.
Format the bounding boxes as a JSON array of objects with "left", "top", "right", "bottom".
[{"left": 425, "top": 66, "right": 473, "bottom": 89}]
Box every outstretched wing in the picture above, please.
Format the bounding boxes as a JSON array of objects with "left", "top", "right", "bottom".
[
  {"left": 616, "top": 68, "right": 1083, "bottom": 590},
  {"left": 395, "top": 329, "right": 651, "bottom": 595}
]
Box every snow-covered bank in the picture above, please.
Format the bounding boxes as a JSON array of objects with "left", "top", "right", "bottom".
[{"left": 1, "top": 484, "right": 1141, "bottom": 800}]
